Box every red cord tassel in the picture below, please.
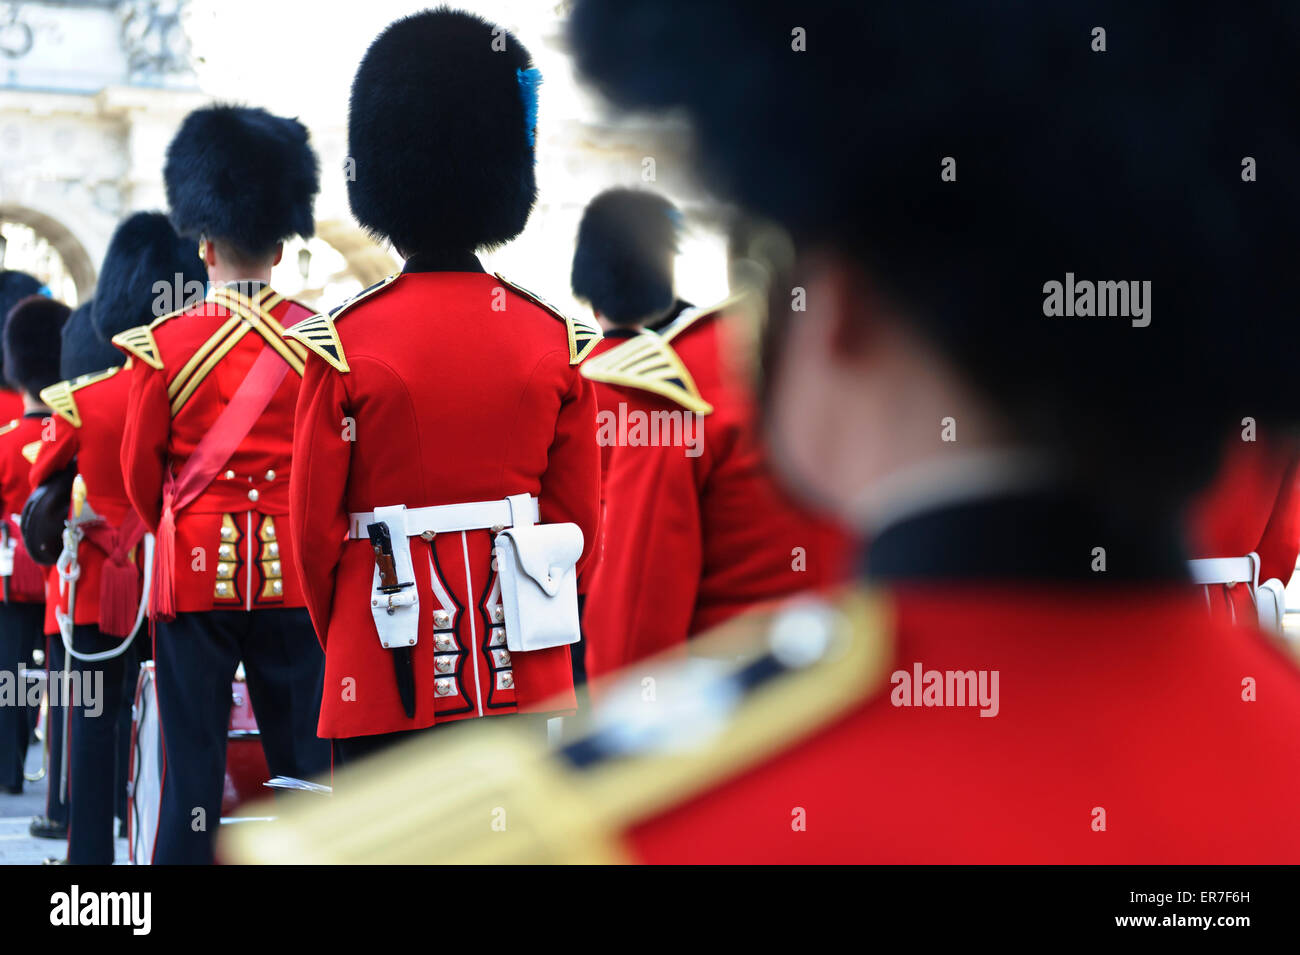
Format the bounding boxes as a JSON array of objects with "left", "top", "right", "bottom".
[
  {"left": 99, "top": 551, "right": 141, "bottom": 638},
  {"left": 152, "top": 502, "right": 177, "bottom": 622},
  {"left": 9, "top": 545, "right": 46, "bottom": 601}
]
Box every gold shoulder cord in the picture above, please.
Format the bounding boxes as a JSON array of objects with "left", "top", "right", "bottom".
[{"left": 221, "top": 589, "right": 891, "bottom": 864}]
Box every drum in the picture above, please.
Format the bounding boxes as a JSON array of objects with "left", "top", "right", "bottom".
[
  {"left": 127, "top": 662, "right": 272, "bottom": 864},
  {"left": 127, "top": 662, "right": 161, "bottom": 865},
  {"left": 224, "top": 677, "right": 270, "bottom": 813}
]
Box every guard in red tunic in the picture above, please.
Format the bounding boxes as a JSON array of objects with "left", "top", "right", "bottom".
[
  {"left": 0, "top": 295, "right": 68, "bottom": 836},
  {"left": 289, "top": 9, "right": 601, "bottom": 760},
  {"left": 574, "top": 189, "right": 850, "bottom": 681},
  {"left": 33, "top": 213, "right": 207, "bottom": 864},
  {"left": 116, "top": 107, "right": 329, "bottom": 864},
  {"left": 226, "top": 1, "right": 1300, "bottom": 865}
]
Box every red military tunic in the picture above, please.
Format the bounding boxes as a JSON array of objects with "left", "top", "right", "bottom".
[
  {"left": 612, "top": 584, "right": 1300, "bottom": 863},
  {"left": 32, "top": 366, "right": 144, "bottom": 633},
  {"left": 0, "top": 415, "right": 50, "bottom": 604},
  {"left": 116, "top": 285, "right": 313, "bottom": 614},
  {"left": 288, "top": 269, "right": 602, "bottom": 738},
  {"left": 580, "top": 303, "right": 851, "bottom": 680}
]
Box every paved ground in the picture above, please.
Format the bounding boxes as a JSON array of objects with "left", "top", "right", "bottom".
[{"left": 0, "top": 741, "right": 128, "bottom": 865}]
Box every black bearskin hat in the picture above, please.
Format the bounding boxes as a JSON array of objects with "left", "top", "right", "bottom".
[
  {"left": 164, "top": 104, "right": 319, "bottom": 258},
  {"left": 0, "top": 270, "right": 45, "bottom": 388},
  {"left": 93, "top": 211, "right": 209, "bottom": 342},
  {"left": 61, "top": 301, "right": 122, "bottom": 380},
  {"left": 348, "top": 8, "right": 540, "bottom": 255},
  {"left": 572, "top": 188, "right": 680, "bottom": 325},
  {"left": 4, "top": 295, "right": 69, "bottom": 395}
]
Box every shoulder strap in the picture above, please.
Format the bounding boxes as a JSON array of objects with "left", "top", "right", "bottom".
[{"left": 222, "top": 589, "right": 891, "bottom": 863}]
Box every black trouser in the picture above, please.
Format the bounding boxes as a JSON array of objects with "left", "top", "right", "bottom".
[
  {"left": 0, "top": 602, "right": 44, "bottom": 790},
  {"left": 66, "top": 625, "right": 139, "bottom": 864},
  {"left": 43, "top": 632, "right": 69, "bottom": 826},
  {"left": 152, "top": 608, "right": 329, "bottom": 865}
]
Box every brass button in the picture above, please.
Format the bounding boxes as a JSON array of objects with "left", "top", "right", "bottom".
[
  {"left": 432, "top": 609, "right": 450, "bottom": 629},
  {"left": 435, "top": 633, "right": 455, "bottom": 652},
  {"left": 499, "top": 672, "right": 513, "bottom": 689},
  {"left": 265, "top": 469, "right": 276, "bottom": 481},
  {"left": 491, "top": 605, "right": 504, "bottom": 623},
  {"left": 224, "top": 470, "right": 235, "bottom": 480},
  {"left": 435, "top": 657, "right": 453, "bottom": 673},
  {"left": 271, "top": 579, "right": 283, "bottom": 595},
  {"left": 247, "top": 488, "right": 260, "bottom": 502},
  {"left": 435, "top": 678, "right": 453, "bottom": 697}
]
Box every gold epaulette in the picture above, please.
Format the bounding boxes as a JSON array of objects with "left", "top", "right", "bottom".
[
  {"left": 39, "top": 367, "right": 121, "bottom": 428},
  {"left": 111, "top": 325, "right": 163, "bottom": 370},
  {"left": 20, "top": 440, "right": 40, "bottom": 464},
  {"left": 283, "top": 273, "right": 402, "bottom": 374},
  {"left": 495, "top": 273, "right": 602, "bottom": 365},
  {"left": 220, "top": 588, "right": 890, "bottom": 864},
  {"left": 580, "top": 329, "right": 714, "bottom": 415},
  {"left": 283, "top": 313, "right": 349, "bottom": 373}
]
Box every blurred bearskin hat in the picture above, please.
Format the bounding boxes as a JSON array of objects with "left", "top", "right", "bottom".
[
  {"left": 164, "top": 104, "right": 319, "bottom": 258},
  {"left": 569, "top": 0, "right": 1300, "bottom": 503},
  {"left": 94, "top": 211, "right": 209, "bottom": 343},
  {"left": 4, "top": 295, "right": 69, "bottom": 395},
  {"left": 572, "top": 188, "right": 680, "bottom": 326},
  {"left": 61, "top": 301, "right": 122, "bottom": 380},
  {"left": 348, "top": 8, "right": 539, "bottom": 255},
  {"left": 0, "top": 270, "right": 46, "bottom": 388}
]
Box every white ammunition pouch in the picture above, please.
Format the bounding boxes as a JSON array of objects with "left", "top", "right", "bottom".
[
  {"left": 493, "top": 494, "right": 583, "bottom": 653},
  {"left": 350, "top": 494, "right": 581, "bottom": 654},
  {"left": 367, "top": 504, "right": 420, "bottom": 651}
]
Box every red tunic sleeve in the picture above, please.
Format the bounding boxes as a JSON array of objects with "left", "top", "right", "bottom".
[
  {"left": 119, "top": 357, "right": 172, "bottom": 531},
  {"left": 289, "top": 353, "right": 353, "bottom": 647}
]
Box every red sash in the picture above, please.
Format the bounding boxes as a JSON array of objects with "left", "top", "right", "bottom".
[{"left": 151, "top": 346, "right": 291, "bottom": 621}]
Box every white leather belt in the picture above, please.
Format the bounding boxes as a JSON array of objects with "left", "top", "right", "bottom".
[{"left": 348, "top": 496, "right": 539, "bottom": 540}]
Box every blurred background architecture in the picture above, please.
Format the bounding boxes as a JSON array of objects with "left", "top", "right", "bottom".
[{"left": 0, "top": 0, "right": 730, "bottom": 314}]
